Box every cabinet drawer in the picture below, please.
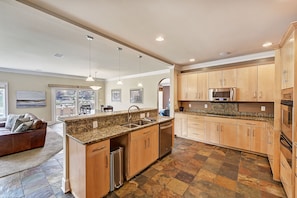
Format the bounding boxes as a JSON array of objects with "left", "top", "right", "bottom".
[
  {"left": 237, "top": 119, "right": 266, "bottom": 127},
  {"left": 188, "top": 129, "right": 205, "bottom": 140},
  {"left": 188, "top": 121, "right": 205, "bottom": 129}
]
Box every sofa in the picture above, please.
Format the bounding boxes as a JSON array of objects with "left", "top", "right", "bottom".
[{"left": 0, "top": 113, "right": 47, "bottom": 157}]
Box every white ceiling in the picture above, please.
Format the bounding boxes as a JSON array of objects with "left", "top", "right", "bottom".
[{"left": 0, "top": 0, "right": 296, "bottom": 80}]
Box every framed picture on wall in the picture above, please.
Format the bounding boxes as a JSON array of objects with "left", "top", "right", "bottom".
[
  {"left": 16, "top": 90, "right": 46, "bottom": 108},
  {"left": 130, "top": 88, "right": 143, "bottom": 103},
  {"left": 111, "top": 89, "right": 121, "bottom": 102}
]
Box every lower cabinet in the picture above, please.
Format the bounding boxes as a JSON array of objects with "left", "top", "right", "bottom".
[
  {"left": 68, "top": 138, "right": 110, "bottom": 198},
  {"left": 237, "top": 120, "right": 267, "bottom": 154},
  {"left": 187, "top": 115, "right": 205, "bottom": 141},
  {"left": 174, "top": 113, "right": 188, "bottom": 137},
  {"left": 127, "top": 125, "right": 159, "bottom": 180},
  {"left": 175, "top": 114, "right": 268, "bottom": 155},
  {"left": 280, "top": 152, "right": 292, "bottom": 198}
]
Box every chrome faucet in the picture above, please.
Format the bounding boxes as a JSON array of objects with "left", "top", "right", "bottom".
[{"left": 128, "top": 105, "right": 140, "bottom": 123}]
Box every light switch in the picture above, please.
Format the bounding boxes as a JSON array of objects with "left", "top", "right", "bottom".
[
  {"left": 140, "top": 113, "right": 145, "bottom": 118},
  {"left": 93, "top": 121, "right": 98, "bottom": 128},
  {"left": 204, "top": 104, "right": 208, "bottom": 109},
  {"left": 261, "top": 106, "right": 266, "bottom": 112},
  {"left": 189, "top": 103, "right": 191, "bottom": 108}
]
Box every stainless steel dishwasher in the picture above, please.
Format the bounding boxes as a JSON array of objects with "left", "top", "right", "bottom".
[{"left": 159, "top": 120, "right": 173, "bottom": 158}]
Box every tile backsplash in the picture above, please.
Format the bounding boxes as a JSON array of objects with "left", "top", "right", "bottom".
[{"left": 179, "top": 101, "right": 274, "bottom": 117}]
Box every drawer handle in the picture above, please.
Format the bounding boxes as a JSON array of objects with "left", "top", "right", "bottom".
[
  {"left": 92, "top": 146, "right": 106, "bottom": 152},
  {"left": 105, "top": 155, "right": 108, "bottom": 168}
]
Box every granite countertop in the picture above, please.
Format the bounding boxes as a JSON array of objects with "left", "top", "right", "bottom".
[
  {"left": 175, "top": 111, "right": 274, "bottom": 123},
  {"left": 59, "top": 108, "right": 157, "bottom": 122},
  {"left": 67, "top": 116, "right": 173, "bottom": 145}
]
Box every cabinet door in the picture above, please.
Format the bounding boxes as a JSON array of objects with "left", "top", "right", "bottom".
[
  {"left": 222, "top": 69, "right": 237, "bottom": 88},
  {"left": 174, "top": 113, "right": 187, "bottom": 137},
  {"left": 250, "top": 126, "right": 267, "bottom": 154},
  {"left": 187, "top": 73, "right": 198, "bottom": 100},
  {"left": 220, "top": 123, "right": 237, "bottom": 148},
  {"left": 197, "top": 72, "right": 208, "bottom": 100},
  {"left": 236, "top": 66, "right": 258, "bottom": 101},
  {"left": 257, "top": 64, "right": 275, "bottom": 102},
  {"left": 237, "top": 125, "right": 251, "bottom": 151},
  {"left": 205, "top": 121, "right": 220, "bottom": 144},
  {"left": 281, "top": 32, "right": 294, "bottom": 89},
  {"left": 177, "top": 75, "right": 188, "bottom": 100},
  {"left": 208, "top": 71, "right": 222, "bottom": 88},
  {"left": 129, "top": 129, "right": 147, "bottom": 177},
  {"left": 145, "top": 125, "right": 159, "bottom": 165},
  {"left": 86, "top": 140, "right": 110, "bottom": 198}
]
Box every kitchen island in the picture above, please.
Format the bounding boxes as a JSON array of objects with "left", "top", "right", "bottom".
[{"left": 59, "top": 108, "right": 173, "bottom": 198}]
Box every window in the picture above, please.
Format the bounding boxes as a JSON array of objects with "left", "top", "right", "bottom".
[
  {"left": 54, "top": 88, "right": 97, "bottom": 120},
  {"left": 0, "top": 82, "right": 8, "bottom": 120}
]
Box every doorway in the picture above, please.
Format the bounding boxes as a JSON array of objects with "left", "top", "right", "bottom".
[{"left": 158, "top": 78, "right": 170, "bottom": 116}]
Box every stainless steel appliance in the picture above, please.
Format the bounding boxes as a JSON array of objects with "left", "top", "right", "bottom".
[
  {"left": 110, "top": 147, "right": 124, "bottom": 192},
  {"left": 159, "top": 120, "right": 173, "bottom": 158},
  {"left": 208, "top": 87, "right": 236, "bottom": 101},
  {"left": 281, "top": 100, "right": 293, "bottom": 142},
  {"left": 280, "top": 132, "right": 292, "bottom": 168}
]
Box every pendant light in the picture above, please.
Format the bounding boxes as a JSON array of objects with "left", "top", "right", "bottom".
[
  {"left": 117, "top": 47, "right": 123, "bottom": 85},
  {"left": 90, "top": 71, "right": 101, "bottom": 90},
  {"left": 137, "top": 55, "right": 143, "bottom": 87},
  {"left": 86, "top": 35, "right": 94, "bottom": 82}
]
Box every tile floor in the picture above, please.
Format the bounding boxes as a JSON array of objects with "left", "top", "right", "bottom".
[{"left": 0, "top": 134, "right": 286, "bottom": 198}]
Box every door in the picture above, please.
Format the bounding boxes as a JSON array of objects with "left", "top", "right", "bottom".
[
  {"left": 205, "top": 121, "right": 220, "bottom": 144},
  {"left": 237, "top": 125, "right": 251, "bottom": 151},
  {"left": 220, "top": 123, "right": 237, "bottom": 148}
]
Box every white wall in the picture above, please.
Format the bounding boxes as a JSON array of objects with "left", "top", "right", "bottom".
[
  {"left": 105, "top": 71, "right": 170, "bottom": 111},
  {"left": 0, "top": 71, "right": 105, "bottom": 122}
]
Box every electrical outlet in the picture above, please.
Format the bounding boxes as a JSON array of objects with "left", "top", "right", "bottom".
[
  {"left": 93, "top": 121, "right": 98, "bottom": 128},
  {"left": 189, "top": 103, "right": 191, "bottom": 108},
  {"left": 261, "top": 106, "right": 266, "bottom": 112},
  {"left": 146, "top": 112, "right": 150, "bottom": 117},
  {"left": 204, "top": 104, "right": 208, "bottom": 109},
  {"left": 140, "top": 113, "right": 145, "bottom": 119}
]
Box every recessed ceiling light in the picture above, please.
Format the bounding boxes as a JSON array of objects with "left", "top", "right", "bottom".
[
  {"left": 219, "top": 52, "right": 231, "bottom": 56},
  {"left": 189, "top": 58, "right": 195, "bottom": 62},
  {"left": 155, "top": 36, "right": 164, "bottom": 42},
  {"left": 54, "top": 53, "right": 63, "bottom": 58},
  {"left": 262, "top": 42, "right": 272, "bottom": 47}
]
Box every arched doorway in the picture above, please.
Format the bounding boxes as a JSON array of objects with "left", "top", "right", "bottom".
[{"left": 158, "top": 78, "right": 170, "bottom": 116}]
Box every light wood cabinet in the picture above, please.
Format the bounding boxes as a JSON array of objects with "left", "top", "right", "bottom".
[
  {"left": 69, "top": 138, "right": 110, "bottom": 198},
  {"left": 127, "top": 125, "right": 159, "bottom": 179},
  {"left": 236, "top": 66, "right": 258, "bottom": 101},
  {"left": 280, "top": 152, "right": 293, "bottom": 198},
  {"left": 177, "top": 74, "right": 188, "bottom": 100},
  {"left": 187, "top": 73, "right": 198, "bottom": 99},
  {"left": 237, "top": 120, "right": 267, "bottom": 154},
  {"left": 236, "top": 64, "right": 275, "bottom": 102},
  {"left": 257, "top": 64, "right": 275, "bottom": 101},
  {"left": 197, "top": 72, "right": 208, "bottom": 100},
  {"left": 205, "top": 121, "right": 220, "bottom": 144},
  {"left": 220, "top": 122, "right": 238, "bottom": 148},
  {"left": 174, "top": 113, "right": 188, "bottom": 137},
  {"left": 208, "top": 69, "right": 236, "bottom": 88},
  {"left": 280, "top": 31, "right": 294, "bottom": 89},
  {"left": 187, "top": 115, "right": 205, "bottom": 141}
]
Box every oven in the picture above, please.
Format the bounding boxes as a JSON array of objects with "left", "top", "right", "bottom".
[
  {"left": 281, "top": 99, "right": 293, "bottom": 142},
  {"left": 280, "top": 132, "right": 292, "bottom": 168}
]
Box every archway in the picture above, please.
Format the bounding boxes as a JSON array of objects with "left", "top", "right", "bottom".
[{"left": 158, "top": 78, "right": 170, "bottom": 116}]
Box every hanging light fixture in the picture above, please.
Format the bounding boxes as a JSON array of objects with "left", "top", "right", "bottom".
[
  {"left": 86, "top": 35, "right": 94, "bottom": 82},
  {"left": 117, "top": 47, "right": 123, "bottom": 85},
  {"left": 137, "top": 55, "right": 143, "bottom": 87},
  {"left": 90, "top": 71, "right": 102, "bottom": 90}
]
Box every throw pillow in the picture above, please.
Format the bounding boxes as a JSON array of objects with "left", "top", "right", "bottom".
[
  {"left": 5, "top": 114, "right": 24, "bottom": 129},
  {"left": 11, "top": 117, "right": 30, "bottom": 132},
  {"left": 30, "top": 119, "right": 43, "bottom": 130},
  {"left": 12, "top": 120, "right": 33, "bottom": 133}
]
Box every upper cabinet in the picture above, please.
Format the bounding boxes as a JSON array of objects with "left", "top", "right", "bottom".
[
  {"left": 280, "top": 30, "right": 295, "bottom": 89},
  {"left": 236, "top": 64, "right": 275, "bottom": 102},
  {"left": 177, "top": 72, "right": 208, "bottom": 101},
  {"left": 208, "top": 69, "right": 236, "bottom": 88}
]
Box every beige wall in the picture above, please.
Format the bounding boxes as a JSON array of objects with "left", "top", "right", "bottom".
[
  {"left": 105, "top": 72, "right": 170, "bottom": 111},
  {"left": 0, "top": 71, "right": 105, "bottom": 122}
]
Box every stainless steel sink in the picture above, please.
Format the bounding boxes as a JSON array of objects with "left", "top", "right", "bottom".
[
  {"left": 120, "top": 119, "right": 153, "bottom": 128},
  {"left": 131, "top": 120, "right": 152, "bottom": 126},
  {"left": 120, "top": 123, "right": 139, "bottom": 128}
]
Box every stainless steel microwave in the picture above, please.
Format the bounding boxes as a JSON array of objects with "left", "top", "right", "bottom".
[{"left": 208, "top": 87, "right": 236, "bottom": 101}]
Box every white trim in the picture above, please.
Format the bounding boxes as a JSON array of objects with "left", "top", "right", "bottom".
[
  {"left": 0, "top": 82, "right": 8, "bottom": 118},
  {"left": 182, "top": 51, "right": 275, "bottom": 71},
  {"left": 106, "top": 69, "right": 170, "bottom": 82}
]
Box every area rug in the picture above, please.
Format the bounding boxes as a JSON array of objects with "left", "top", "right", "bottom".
[{"left": 0, "top": 128, "right": 63, "bottom": 177}]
